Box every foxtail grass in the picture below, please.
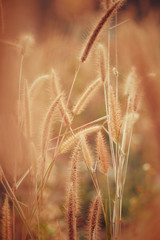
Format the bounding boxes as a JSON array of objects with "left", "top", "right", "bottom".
[
  {"left": 1, "top": 194, "right": 12, "bottom": 240},
  {"left": 81, "top": 0, "right": 123, "bottom": 62}
]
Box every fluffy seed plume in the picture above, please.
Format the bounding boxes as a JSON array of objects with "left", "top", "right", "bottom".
[
  {"left": 81, "top": 0, "right": 122, "bottom": 62},
  {"left": 124, "top": 112, "right": 139, "bottom": 134},
  {"left": 88, "top": 195, "right": 101, "bottom": 240},
  {"left": 60, "top": 125, "right": 101, "bottom": 154},
  {"left": 98, "top": 44, "right": 107, "bottom": 83},
  {"left": 41, "top": 94, "right": 61, "bottom": 159},
  {"left": 96, "top": 131, "right": 110, "bottom": 174},
  {"left": 81, "top": 135, "right": 93, "bottom": 169},
  {"left": 66, "top": 185, "right": 77, "bottom": 240},
  {"left": 19, "top": 35, "right": 34, "bottom": 56},
  {"left": 109, "top": 85, "right": 121, "bottom": 141},
  {"left": 51, "top": 69, "right": 72, "bottom": 126},
  {"left": 124, "top": 67, "right": 141, "bottom": 113},
  {"left": 73, "top": 78, "right": 102, "bottom": 115},
  {"left": 124, "top": 67, "right": 137, "bottom": 97},
  {"left": 1, "top": 195, "right": 12, "bottom": 240},
  {"left": 133, "top": 91, "right": 142, "bottom": 112}
]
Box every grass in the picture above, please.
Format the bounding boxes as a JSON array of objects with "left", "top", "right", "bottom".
[{"left": 0, "top": 0, "right": 160, "bottom": 240}]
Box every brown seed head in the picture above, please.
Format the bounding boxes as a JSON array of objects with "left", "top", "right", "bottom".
[
  {"left": 88, "top": 195, "right": 101, "bottom": 240},
  {"left": 81, "top": 135, "right": 93, "bottom": 169},
  {"left": 66, "top": 185, "right": 77, "bottom": 240},
  {"left": 81, "top": 0, "right": 122, "bottom": 62},
  {"left": 96, "top": 131, "right": 110, "bottom": 174}
]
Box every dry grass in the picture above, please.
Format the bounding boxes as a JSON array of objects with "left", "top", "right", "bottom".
[{"left": 0, "top": 1, "right": 160, "bottom": 240}]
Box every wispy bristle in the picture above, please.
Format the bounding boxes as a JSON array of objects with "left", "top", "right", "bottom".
[
  {"left": 81, "top": 135, "right": 93, "bottom": 169},
  {"left": 73, "top": 78, "right": 102, "bottom": 115},
  {"left": 124, "top": 67, "right": 141, "bottom": 113},
  {"left": 1, "top": 195, "right": 12, "bottom": 240},
  {"left": 124, "top": 67, "right": 137, "bottom": 97},
  {"left": 96, "top": 131, "right": 110, "bottom": 174},
  {"left": 133, "top": 90, "right": 142, "bottom": 112},
  {"left": 109, "top": 85, "right": 122, "bottom": 141},
  {"left": 66, "top": 185, "right": 77, "bottom": 240},
  {"left": 124, "top": 112, "right": 139, "bottom": 134},
  {"left": 88, "top": 195, "right": 101, "bottom": 240},
  {"left": 70, "top": 144, "right": 80, "bottom": 214},
  {"left": 98, "top": 44, "right": 107, "bottom": 83},
  {"left": 60, "top": 125, "right": 101, "bottom": 154}
]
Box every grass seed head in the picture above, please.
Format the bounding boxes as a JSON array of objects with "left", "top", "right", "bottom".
[
  {"left": 88, "top": 195, "right": 101, "bottom": 240},
  {"left": 1, "top": 194, "right": 12, "bottom": 240},
  {"left": 96, "top": 131, "right": 110, "bottom": 174}
]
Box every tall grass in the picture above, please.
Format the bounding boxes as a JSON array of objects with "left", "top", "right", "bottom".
[{"left": 0, "top": 0, "right": 159, "bottom": 240}]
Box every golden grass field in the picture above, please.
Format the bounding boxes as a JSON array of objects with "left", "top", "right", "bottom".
[{"left": 0, "top": 0, "right": 160, "bottom": 239}]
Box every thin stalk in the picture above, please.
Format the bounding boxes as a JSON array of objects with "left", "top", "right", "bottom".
[
  {"left": 67, "top": 62, "right": 81, "bottom": 106},
  {"left": 103, "top": 81, "right": 116, "bottom": 182},
  {"left": 88, "top": 170, "right": 107, "bottom": 228},
  {"left": 12, "top": 188, "right": 16, "bottom": 240},
  {"left": 106, "top": 174, "right": 112, "bottom": 234},
  {"left": 110, "top": 19, "right": 130, "bottom": 30},
  {"left": 120, "top": 127, "right": 133, "bottom": 222},
  {"left": 115, "top": 11, "right": 119, "bottom": 105},
  {"left": 0, "top": 39, "right": 21, "bottom": 49},
  {"left": 105, "top": 199, "right": 111, "bottom": 240},
  {"left": 114, "top": 194, "right": 120, "bottom": 239},
  {"left": 93, "top": 172, "right": 107, "bottom": 224},
  {"left": 18, "top": 54, "right": 24, "bottom": 123}
]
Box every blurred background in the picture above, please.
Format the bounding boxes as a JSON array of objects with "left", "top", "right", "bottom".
[{"left": 1, "top": 0, "right": 160, "bottom": 39}]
